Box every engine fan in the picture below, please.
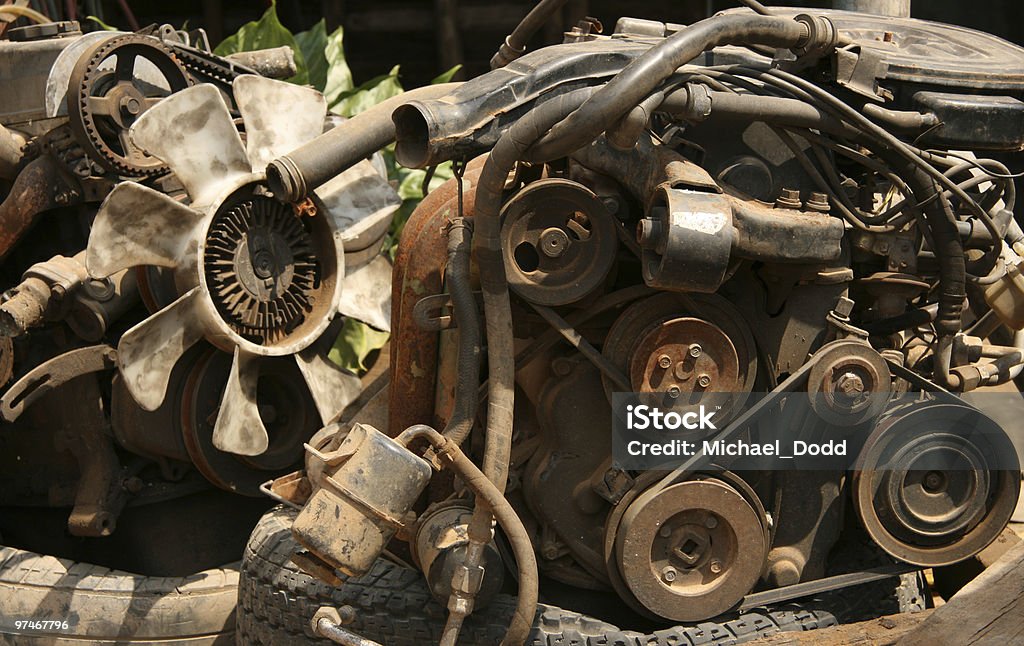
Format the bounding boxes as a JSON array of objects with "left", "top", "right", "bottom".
[{"left": 86, "top": 75, "right": 399, "bottom": 457}]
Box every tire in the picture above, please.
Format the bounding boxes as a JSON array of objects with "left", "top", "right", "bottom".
[
  {"left": 0, "top": 544, "right": 238, "bottom": 645},
  {"left": 238, "top": 506, "right": 842, "bottom": 646}
]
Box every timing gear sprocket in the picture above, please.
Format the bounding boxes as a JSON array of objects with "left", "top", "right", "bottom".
[{"left": 67, "top": 34, "right": 191, "bottom": 177}]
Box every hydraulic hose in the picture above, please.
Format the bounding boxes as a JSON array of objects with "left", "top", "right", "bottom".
[
  {"left": 889, "top": 158, "right": 966, "bottom": 387},
  {"left": 526, "top": 13, "right": 813, "bottom": 161},
  {"left": 440, "top": 219, "right": 481, "bottom": 448},
  {"left": 267, "top": 83, "right": 460, "bottom": 202},
  {"left": 490, "top": 0, "right": 570, "bottom": 69},
  {"left": 395, "top": 425, "right": 539, "bottom": 646}
]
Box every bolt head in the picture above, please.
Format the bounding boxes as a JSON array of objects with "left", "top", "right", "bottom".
[
  {"left": 835, "top": 371, "right": 866, "bottom": 395},
  {"left": 658, "top": 354, "right": 673, "bottom": 369},
  {"left": 689, "top": 344, "right": 703, "bottom": 358},
  {"left": 697, "top": 374, "right": 712, "bottom": 388},
  {"left": 661, "top": 566, "right": 677, "bottom": 583},
  {"left": 705, "top": 515, "right": 718, "bottom": 529},
  {"left": 667, "top": 385, "right": 682, "bottom": 399},
  {"left": 709, "top": 560, "right": 723, "bottom": 574}
]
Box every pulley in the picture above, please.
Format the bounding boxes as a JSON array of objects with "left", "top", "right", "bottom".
[
  {"left": 852, "top": 401, "right": 1021, "bottom": 567},
  {"left": 500, "top": 178, "right": 617, "bottom": 306}
]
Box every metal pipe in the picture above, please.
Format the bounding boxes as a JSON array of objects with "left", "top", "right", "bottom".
[
  {"left": 833, "top": 0, "right": 910, "bottom": 17},
  {"left": 267, "top": 83, "right": 460, "bottom": 202},
  {"left": 0, "top": 156, "right": 60, "bottom": 260}
]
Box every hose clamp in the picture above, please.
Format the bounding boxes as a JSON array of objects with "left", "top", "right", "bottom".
[{"left": 792, "top": 14, "right": 838, "bottom": 59}]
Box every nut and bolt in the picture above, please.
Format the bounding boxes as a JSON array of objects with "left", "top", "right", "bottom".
[
  {"left": 661, "top": 566, "right": 678, "bottom": 583},
  {"left": 658, "top": 354, "right": 673, "bottom": 369},
  {"left": 709, "top": 560, "right": 723, "bottom": 574},
  {"left": 539, "top": 227, "right": 570, "bottom": 258},
  {"left": 689, "top": 344, "right": 703, "bottom": 358},
  {"left": 833, "top": 296, "right": 855, "bottom": 320},
  {"left": 835, "top": 371, "right": 866, "bottom": 395},
  {"left": 775, "top": 187, "right": 802, "bottom": 210},
  {"left": 806, "top": 192, "right": 831, "bottom": 213},
  {"left": 552, "top": 357, "right": 575, "bottom": 377},
  {"left": 697, "top": 374, "right": 712, "bottom": 388}
]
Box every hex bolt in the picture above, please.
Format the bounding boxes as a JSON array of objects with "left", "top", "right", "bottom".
[
  {"left": 697, "top": 374, "right": 712, "bottom": 388},
  {"left": 833, "top": 296, "right": 855, "bottom": 319},
  {"left": 658, "top": 354, "right": 673, "bottom": 369},
  {"left": 667, "top": 385, "right": 682, "bottom": 399},
  {"left": 835, "top": 371, "right": 866, "bottom": 395},
  {"left": 806, "top": 192, "right": 831, "bottom": 213},
  {"left": 689, "top": 344, "right": 703, "bottom": 358},
  {"left": 705, "top": 515, "right": 718, "bottom": 530},
  {"left": 775, "top": 187, "right": 802, "bottom": 210},
  {"left": 661, "top": 566, "right": 678, "bottom": 583},
  {"left": 709, "top": 560, "right": 723, "bottom": 574}
]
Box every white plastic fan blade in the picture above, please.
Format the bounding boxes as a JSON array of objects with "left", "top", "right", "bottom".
[
  {"left": 212, "top": 348, "right": 269, "bottom": 456},
  {"left": 129, "top": 84, "right": 250, "bottom": 207},
  {"left": 315, "top": 159, "right": 401, "bottom": 251},
  {"left": 86, "top": 182, "right": 206, "bottom": 278},
  {"left": 295, "top": 346, "right": 364, "bottom": 425},
  {"left": 233, "top": 75, "right": 327, "bottom": 171},
  {"left": 338, "top": 255, "right": 393, "bottom": 333},
  {"left": 117, "top": 286, "right": 206, "bottom": 411}
]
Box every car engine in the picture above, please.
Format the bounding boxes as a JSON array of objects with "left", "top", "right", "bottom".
[{"left": 261, "top": 5, "right": 1024, "bottom": 644}]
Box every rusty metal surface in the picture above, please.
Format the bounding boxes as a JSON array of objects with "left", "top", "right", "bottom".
[
  {"left": 0, "top": 155, "right": 60, "bottom": 259},
  {"left": 615, "top": 475, "right": 768, "bottom": 621},
  {"left": 0, "top": 344, "right": 117, "bottom": 422},
  {"left": 388, "top": 158, "right": 484, "bottom": 437}
]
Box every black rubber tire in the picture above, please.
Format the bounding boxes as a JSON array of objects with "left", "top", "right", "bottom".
[
  {"left": 237, "top": 506, "right": 843, "bottom": 646},
  {"left": 0, "top": 544, "right": 238, "bottom": 645}
]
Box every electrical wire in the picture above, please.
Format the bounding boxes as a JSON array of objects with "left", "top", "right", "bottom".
[{"left": 0, "top": 4, "right": 51, "bottom": 23}]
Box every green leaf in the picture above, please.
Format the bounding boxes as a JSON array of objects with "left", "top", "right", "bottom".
[
  {"left": 431, "top": 65, "right": 462, "bottom": 84},
  {"left": 322, "top": 26, "right": 355, "bottom": 105},
  {"left": 329, "top": 319, "right": 390, "bottom": 374},
  {"left": 330, "top": 65, "right": 404, "bottom": 117},
  {"left": 294, "top": 19, "right": 329, "bottom": 92},
  {"left": 214, "top": 3, "right": 308, "bottom": 85}
]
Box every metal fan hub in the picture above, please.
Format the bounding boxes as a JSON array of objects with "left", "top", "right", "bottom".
[{"left": 204, "top": 195, "right": 321, "bottom": 347}]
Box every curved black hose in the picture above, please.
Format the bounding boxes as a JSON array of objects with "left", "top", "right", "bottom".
[
  {"left": 886, "top": 156, "right": 966, "bottom": 342},
  {"left": 526, "top": 14, "right": 809, "bottom": 161},
  {"left": 490, "top": 0, "right": 570, "bottom": 69},
  {"left": 440, "top": 219, "right": 481, "bottom": 448}
]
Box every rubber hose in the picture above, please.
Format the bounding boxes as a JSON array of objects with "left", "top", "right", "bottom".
[
  {"left": 395, "top": 425, "right": 539, "bottom": 646},
  {"left": 441, "top": 219, "right": 481, "bottom": 448},
  {"left": 526, "top": 14, "right": 809, "bottom": 161},
  {"left": 267, "top": 83, "right": 461, "bottom": 202},
  {"left": 491, "top": 0, "right": 570, "bottom": 69}
]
